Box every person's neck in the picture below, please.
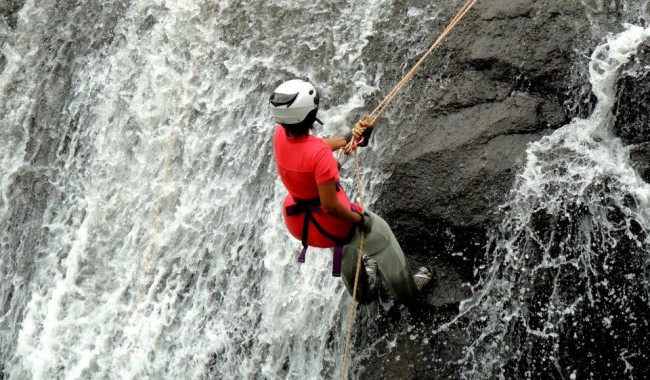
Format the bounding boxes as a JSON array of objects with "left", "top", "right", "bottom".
[{"left": 285, "top": 130, "right": 309, "bottom": 139}]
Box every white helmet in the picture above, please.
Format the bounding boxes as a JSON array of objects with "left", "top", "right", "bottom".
[{"left": 269, "top": 79, "right": 320, "bottom": 125}]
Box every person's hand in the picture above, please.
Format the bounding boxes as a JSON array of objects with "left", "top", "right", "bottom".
[
  {"left": 352, "top": 116, "right": 373, "bottom": 147},
  {"left": 344, "top": 116, "right": 375, "bottom": 154},
  {"left": 356, "top": 211, "right": 373, "bottom": 235},
  {"left": 356, "top": 127, "right": 373, "bottom": 147},
  {"left": 344, "top": 132, "right": 371, "bottom": 147}
]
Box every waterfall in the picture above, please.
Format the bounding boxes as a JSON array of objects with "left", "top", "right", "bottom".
[
  {"left": 454, "top": 24, "right": 650, "bottom": 379},
  {"left": 2, "top": 0, "right": 650, "bottom": 379},
  {"left": 0, "top": 0, "right": 397, "bottom": 378}
]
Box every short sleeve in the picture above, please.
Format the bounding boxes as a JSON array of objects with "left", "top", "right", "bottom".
[{"left": 313, "top": 146, "right": 339, "bottom": 185}]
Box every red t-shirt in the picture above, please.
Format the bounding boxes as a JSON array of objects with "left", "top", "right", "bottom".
[{"left": 273, "top": 126, "right": 358, "bottom": 248}]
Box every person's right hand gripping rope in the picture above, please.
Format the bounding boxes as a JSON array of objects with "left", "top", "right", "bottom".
[{"left": 344, "top": 115, "right": 374, "bottom": 155}]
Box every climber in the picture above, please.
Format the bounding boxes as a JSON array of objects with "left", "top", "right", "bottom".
[{"left": 269, "top": 78, "right": 432, "bottom": 303}]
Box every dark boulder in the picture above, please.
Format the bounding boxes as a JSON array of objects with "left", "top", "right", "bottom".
[
  {"left": 357, "top": 0, "right": 607, "bottom": 378},
  {"left": 614, "top": 44, "right": 650, "bottom": 180},
  {"left": 630, "top": 143, "right": 650, "bottom": 182},
  {"left": 373, "top": 0, "right": 592, "bottom": 287}
]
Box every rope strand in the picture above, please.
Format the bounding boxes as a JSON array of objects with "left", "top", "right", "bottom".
[
  {"left": 371, "top": 0, "right": 479, "bottom": 121},
  {"left": 342, "top": 0, "right": 479, "bottom": 155},
  {"left": 340, "top": 234, "right": 364, "bottom": 380},
  {"left": 340, "top": 149, "right": 366, "bottom": 380}
]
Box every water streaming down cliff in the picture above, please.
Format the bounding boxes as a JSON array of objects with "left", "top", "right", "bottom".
[
  {"left": 0, "top": 1, "right": 396, "bottom": 378},
  {"left": 453, "top": 25, "right": 650, "bottom": 379},
  {"left": 2, "top": 0, "right": 650, "bottom": 379}
]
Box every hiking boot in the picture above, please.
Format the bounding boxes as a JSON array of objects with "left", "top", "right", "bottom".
[
  {"left": 363, "top": 255, "right": 379, "bottom": 293},
  {"left": 414, "top": 266, "right": 433, "bottom": 292}
]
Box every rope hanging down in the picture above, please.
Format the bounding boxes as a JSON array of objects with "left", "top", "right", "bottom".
[{"left": 340, "top": 0, "right": 479, "bottom": 378}]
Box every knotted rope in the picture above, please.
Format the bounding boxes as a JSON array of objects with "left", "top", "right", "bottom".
[{"left": 339, "top": 0, "right": 479, "bottom": 378}]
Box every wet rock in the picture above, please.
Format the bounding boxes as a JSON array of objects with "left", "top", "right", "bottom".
[
  {"left": 0, "top": 0, "right": 26, "bottom": 73},
  {"left": 614, "top": 44, "right": 650, "bottom": 180},
  {"left": 630, "top": 143, "right": 650, "bottom": 183},
  {"left": 358, "top": 0, "right": 599, "bottom": 378},
  {"left": 373, "top": 0, "right": 590, "bottom": 274},
  {"left": 0, "top": 0, "right": 26, "bottom": 29},
  {"left": 0, "top": 1, "right": 127, "bottom": 367}
]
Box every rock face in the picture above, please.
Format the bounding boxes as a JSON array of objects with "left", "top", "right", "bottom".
[
  {"left": 630, "top": 143, "right": 650, "bottom": 182},
  {"left": 0, "top": 0, "right": 25, "bottom": 28},
  {"left": 357, "top": 0, "right": 631, "bottom": 378},
  {"left": 0, "top": 0, "right": 27, "bottom": 73},
  {"left": 614, "top": 44, "right": 650, "bottom": 181},
  {"left": 374, "top": 0, "right": 592, "bottom": 282}
]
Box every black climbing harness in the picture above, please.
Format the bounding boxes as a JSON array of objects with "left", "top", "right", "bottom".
[{"left": 285, "top": 184, "right": 357, "bottom": 277}]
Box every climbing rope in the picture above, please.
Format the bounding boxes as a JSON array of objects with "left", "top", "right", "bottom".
[
  {"left": 339, "top": 0, "right": 479, "bottom": 378},
  {"left": 343, "top": 0, "right": 479, "bottom": 154},
  {"left": 340, "top": 149, "right": 366, "bottom": 380}
]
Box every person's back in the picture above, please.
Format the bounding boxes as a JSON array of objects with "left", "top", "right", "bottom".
[{"left": 273, "top": 126, "right": 357, "bottom": 248}]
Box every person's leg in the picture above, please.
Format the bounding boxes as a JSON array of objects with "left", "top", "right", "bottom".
[
  {"left": 362, "top": 210, "right": 420, "bottom": 301},
  {"left": 340, "top": 236, "right": 375, "bottom": 303},
  {"left": 341, "top": 210, "right": 430, "bottom": 302}
]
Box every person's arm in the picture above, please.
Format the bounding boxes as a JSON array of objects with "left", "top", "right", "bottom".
[
  {"left": 322, "top": 136, "right": 348, "bottom": 151},
  {"left": 317, "top": 179, "right": 361, "bottom": 224},
  {"left": 322, "top": 121, "right": 374, "bottom": 152}
]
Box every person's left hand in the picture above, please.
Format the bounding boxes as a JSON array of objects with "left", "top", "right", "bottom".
[
  {"left": 356, "top": 211, "right": 373, "bottom": 235},
  {"left": 345, "top": 116, "right": 374, "bottom": 153},
  {"left": 356, "top": 127, "right": 373, "bottom": 147}
]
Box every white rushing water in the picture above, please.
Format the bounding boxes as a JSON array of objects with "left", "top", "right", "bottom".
[
  {"left": 0, "top": 0, "right": 406, "bottom": 378},
  {"left": 2, "top": 0, "right": 650, "bottom": 379},
  {"left": 454, "top": 24, "right": 650, "bottom": 379}
]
